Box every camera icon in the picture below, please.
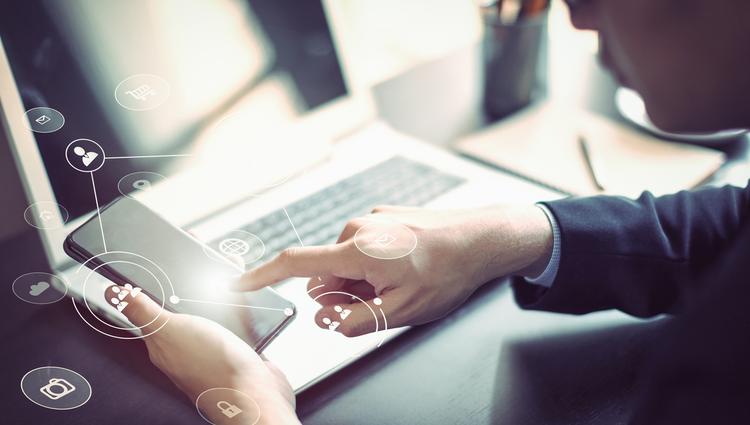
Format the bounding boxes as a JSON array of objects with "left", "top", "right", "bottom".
[{"left": 39, "top": 378, "right": 76, "bottom": 400}]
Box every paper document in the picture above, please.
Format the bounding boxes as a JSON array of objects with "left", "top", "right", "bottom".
[{"left": 455, "top": 102, "right": 726, "bottom": 198}]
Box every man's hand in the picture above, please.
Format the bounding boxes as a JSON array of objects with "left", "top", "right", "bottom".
[
  {"left": 104, "top": 285, "right": 300, "bottom": 425},
  {"left": 234, "top": 205, "right": 553, "bottom": 337}
]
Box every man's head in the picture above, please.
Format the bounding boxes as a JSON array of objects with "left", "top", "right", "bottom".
[{"left": 564, "top": 0, "right": 750, "bottom": 132}]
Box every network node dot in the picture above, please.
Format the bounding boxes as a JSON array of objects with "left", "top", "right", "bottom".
[
  {"left": 373, "top": 297, "right": 383, "bottom": 306},
  {"left": 283, "top": 307, "right": 294, "bottom": 317},
  {"left": 169, "top": 295, "right": 180, "bottom": 304}
]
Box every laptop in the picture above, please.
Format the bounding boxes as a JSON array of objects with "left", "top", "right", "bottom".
[{"left": 1, "top": 0, "right": 556, "bottom": 392}]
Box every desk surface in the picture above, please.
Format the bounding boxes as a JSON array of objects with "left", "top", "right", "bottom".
[
  {"left": 3, "top": 228, "right": 661, "bottom": 425},
  {"left": 5, "top": 148, "right": 748, "bottom": 424}
]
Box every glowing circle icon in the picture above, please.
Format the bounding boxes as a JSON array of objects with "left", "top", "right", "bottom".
[
  {"left": 205, "top": 230, "right": 265, "bottom": 267},
  {"left": 114, "top": 74, "right": 170, "bottom": 111},
  {"left": 23, "top": 201, "right": 69, "bottom": 230},
  {"left": 72, "top": 251, "right": 174, "bottom": 340},
  {"left": 65, "top": 139, "right": 106, "bottom": 173},
  {"left": 12, "top": 272, "right": 68, "bottom": 305},
  {"left": 21, "top": 366, "right": 92, "bottom": 410},
  {"left": 132, "top": 179, "right": 150, "bottom": 190},
  {"left": 117, "top": 171, "right": 166, "bottom": 199},
  {"left": 195, "top": 387, "right": 261, "bottom": 425},
  {"left": 24, "top": 107, "right": 65, "bottom": 133},
  {"left": 354, "top": 221, "right": 418, "bottom": 260},
  {"left": 220, "top": 238, "right": 251, "bottom": 257}
]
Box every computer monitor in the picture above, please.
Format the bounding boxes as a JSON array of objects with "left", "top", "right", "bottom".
[
  {"left": 2, "top": 0, "right": 379, "bottom": 269},
  {"left": 1, "top": 0, "right": 348, "bottom": 221}
]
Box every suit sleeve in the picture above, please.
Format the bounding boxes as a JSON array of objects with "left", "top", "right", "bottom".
[{"left": 511, "top": 182, "right": 750, "bottom": 317}]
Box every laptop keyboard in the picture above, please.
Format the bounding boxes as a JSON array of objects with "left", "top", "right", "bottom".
[{"left": 210, "top": 156, "right": 465, "bottom": 264}]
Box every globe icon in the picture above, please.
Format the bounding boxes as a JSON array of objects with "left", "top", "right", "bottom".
[{"left": 218, "top": 238, "right": 251, "bottom": 257}]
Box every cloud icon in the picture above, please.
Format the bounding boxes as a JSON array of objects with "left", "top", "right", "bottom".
[{"left": 29, "top": 281, "right": 50, "bottom": 296}]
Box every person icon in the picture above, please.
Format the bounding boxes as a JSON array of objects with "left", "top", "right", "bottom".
[
  {"left": 66, "top": 139, "right": 105, "bottom": 173},
  {"left": 321, "top": 317, "right": 340, "bottom": 331},
  {"left": 321, "top": 305, "right": 352, "bottom": 331},
  {"left": 334, "top": 305, "right": 351, "bottom": 320},
  {"left": 108, "top": 284, "right": 141, "bottom": 312},
  {"left": 73, "top": 146, "right": 99, "bottom": 167}
]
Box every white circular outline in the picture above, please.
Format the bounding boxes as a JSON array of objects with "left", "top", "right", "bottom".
[
  {"left": 24, "top": 107, "right": 65, "bottom": 133},
  {"left": 114, "top": 73, "right": 171, "bottom": 111},
  {"left": 20, "top": 366, "right": 92, "bottom": 410},
  {"left": 82, "top": 260, "right": 166, "bottom": 331},
  {"left": 65, "top": 139, "right": 106, "bottom": 173},
  {"left": 72, "top": 288, "right": 169, "bottom": 340},
  {"left": 72, "top": 251, "right": 175, "bottom": 340},
  {"left": 116, "top": 171, "right": 167, "bottom": 199},
  {"left": 312, "top": 291, "right": 380, "bottom": 334},
  {"left": 205, "top": 231, "right": 266, "bottom": 266},
  {"left": 12, "top": 272, "right": 69, "bottom": 305},
  {"left": 309, "top": 284, "right": 389, "bottom": 346},
  {"left": 23, "top": 201, "right": 70, "bottom": 230},
  {"left": 195, "top": 387, "right": 261, "bottom": 425},
  {"left": 353, "top": 221, "right": 418, "bottom": 260}
]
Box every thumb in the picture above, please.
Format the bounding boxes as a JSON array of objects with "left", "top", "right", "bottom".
[{"left": 104, "top": 284, "right": 171, "bottom": 335}]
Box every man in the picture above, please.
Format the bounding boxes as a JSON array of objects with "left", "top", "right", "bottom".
[{"left": 111, "top": 1, "right": 750, "bottom": 423}]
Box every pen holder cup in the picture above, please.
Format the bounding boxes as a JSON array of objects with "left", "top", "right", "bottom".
[{"left": 482, "top": 12, "right": 548, "bottom": 120}]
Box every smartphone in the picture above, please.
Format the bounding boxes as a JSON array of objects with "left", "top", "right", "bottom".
[{"left": 64, "top": 196, "right": 295, "bottom": 352}]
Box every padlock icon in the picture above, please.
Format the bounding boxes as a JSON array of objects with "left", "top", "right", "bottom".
[{"left": 217, "top": 400, "right": 243, "bottom": 418}]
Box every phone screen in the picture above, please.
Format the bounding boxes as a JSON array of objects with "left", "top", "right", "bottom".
[{"left": 66, "top": 196, "right": 294, "bottom": 351}]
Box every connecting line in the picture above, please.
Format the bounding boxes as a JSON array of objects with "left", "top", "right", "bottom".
[
  {"left": 378, "top": 307, "right": 388, "bottom": 330},
  {"left": 377, "top": 307, "right": 388, "bottom": 347},
  {"left": 282, "top": 207, "right": 305, "bottom": 246},
  {"left": 107, "top": 154, "right": 193, "bottom": 160},
  {"left": 90, "top": 172, "right": 108, "bottom": 253},
  {"left": 307, "top": 284, "right": 325, "bottom": 294},
  {"left": 178, "top": 297, "right": 287, "bottom": 312}
]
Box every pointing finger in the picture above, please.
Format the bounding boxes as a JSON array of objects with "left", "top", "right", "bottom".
[{"left": 233, "top": 243, "right": 365, "bottom": 291}]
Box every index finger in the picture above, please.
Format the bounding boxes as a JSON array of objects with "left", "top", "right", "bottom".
[{"left": 233, "top": 242, "right": 365, "bottom": 291}]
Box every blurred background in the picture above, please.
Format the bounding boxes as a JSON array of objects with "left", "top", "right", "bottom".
[
  {"left": 0, "top": 0, "right": 605, "bottom": 242},
  {"left": 4, "top": 1, "right": 750, "bottom": 424}
]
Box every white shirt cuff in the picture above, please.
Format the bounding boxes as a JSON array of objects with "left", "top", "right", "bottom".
[{"left": 524, "top": 204, "right": 561, "bottom": 288}]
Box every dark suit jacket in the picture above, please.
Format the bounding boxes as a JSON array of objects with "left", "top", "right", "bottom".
[{"left": 511, "top": 183, "right": 750, "bottom": 423}]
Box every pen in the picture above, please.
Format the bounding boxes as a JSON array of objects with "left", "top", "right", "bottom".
[{"left": 578, "top": 135, "right": 606, "bottom": 192}]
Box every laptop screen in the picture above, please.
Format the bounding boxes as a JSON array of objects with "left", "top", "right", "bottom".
[{"left": 1, "top": 0, "right": 347, "bottom": 221}]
